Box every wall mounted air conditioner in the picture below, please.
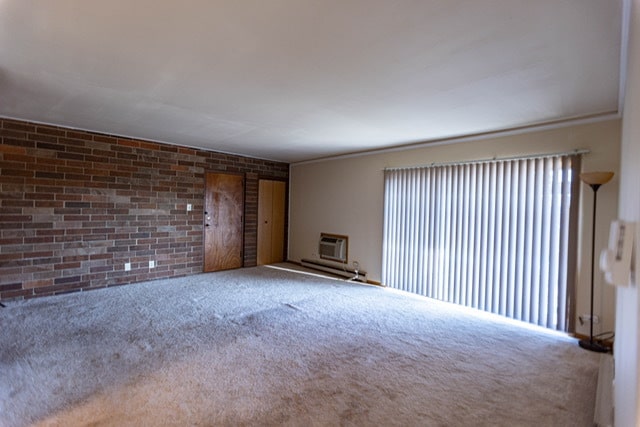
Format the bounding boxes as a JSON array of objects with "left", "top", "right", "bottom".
[{"left": 319, "top": 233, "right": 348, "bottom": 263}]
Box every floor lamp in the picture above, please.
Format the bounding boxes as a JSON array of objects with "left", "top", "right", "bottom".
[{"left": 579, "top": 171, "right": 614, "bottom": 353}]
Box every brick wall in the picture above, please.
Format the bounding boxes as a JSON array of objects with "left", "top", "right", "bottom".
[{"left": 0, "top": 118, "right": 289, "bottom": 300}]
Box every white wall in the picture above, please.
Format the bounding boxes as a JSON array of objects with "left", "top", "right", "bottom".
[
  {"left": 615, "top": 0, "right": 640, "bottom": 424},
  {"left": 290, "top": 119, "right": 621, "bottom": 336}
]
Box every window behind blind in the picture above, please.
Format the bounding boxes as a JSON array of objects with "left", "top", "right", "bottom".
[{"left": 382, "top": 154, "right": 581, "bottom": 331}]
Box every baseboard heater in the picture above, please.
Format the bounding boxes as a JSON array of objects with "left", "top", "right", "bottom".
[{"left": 300, "top": 258, "right": 367, "bottom": 283}]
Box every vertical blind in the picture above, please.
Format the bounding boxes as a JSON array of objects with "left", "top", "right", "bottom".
[{"left": 382, "top": 154, "right": 581, "bottom": 331}]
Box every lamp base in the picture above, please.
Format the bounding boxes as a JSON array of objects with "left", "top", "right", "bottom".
[{"left": 579, "top": 339, "right": 610, "bottom": 353}]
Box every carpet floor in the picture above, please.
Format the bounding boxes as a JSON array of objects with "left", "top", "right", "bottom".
[{"left": 0, "top": 265, "right": 600, "bottom": 426}]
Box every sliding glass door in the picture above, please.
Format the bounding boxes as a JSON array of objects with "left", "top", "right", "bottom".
[{"left": 382, "top": 154, "right": 581, "bottom": 331}]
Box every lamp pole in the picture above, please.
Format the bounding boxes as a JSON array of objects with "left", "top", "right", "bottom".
[{"left": 578, "top": 171, "right": 614, "bottom": 353}]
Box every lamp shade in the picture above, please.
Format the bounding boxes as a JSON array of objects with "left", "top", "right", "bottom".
[{"left": 580, "top": 171, "right": 614, "bottom": 186}]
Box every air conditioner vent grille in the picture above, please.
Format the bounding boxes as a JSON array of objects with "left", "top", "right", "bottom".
[{"left": 319, "top": 233, "right": 347, "bottom": 263}]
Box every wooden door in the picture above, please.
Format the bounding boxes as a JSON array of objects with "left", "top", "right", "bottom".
[
  {"left": 257, "top": 179, "right": 286, "bottom": 265},
  {"left": 203, "top": 173, "right": 244, "bottom": 272}
]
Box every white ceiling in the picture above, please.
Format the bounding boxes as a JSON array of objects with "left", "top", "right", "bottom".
[{"left": 0, "top": 1, "right": 623, "bottom": 163}]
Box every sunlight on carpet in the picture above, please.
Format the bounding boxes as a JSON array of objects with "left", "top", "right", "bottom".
[{"left": 0, "top": 266, "right": 600, "bottom": 426}]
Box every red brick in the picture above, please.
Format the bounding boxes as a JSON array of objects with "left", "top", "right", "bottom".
[
  {"left": 3, "top": 169, "right": 34, "bottom": 177},
  {"left": 36, "top": 126, "right": 66, "bottom": 137},
  {"left": 4, "top": 153, "right": 33, "bottom": 163},
  {"left": 93, "top": 135, "right": 118, "bottom": 144},
  {"left": 1, "top": 289, "right": 34, "bottom": 299},
  {"left": 0, "top": 283, "right": 22, "bottom": 292},
  {"left": 33, "top": 137, "right": 63, "bottom": 147},
  {"left": 0, "top": 117, "right": 288, "bottom": 302},
  {"left": 55, "top": 262, "right": 82, "bottom": 270},
  {"left": 66, "top": 131, "right": 88, "bottom": 140},
  {"left": 57, "top": 152, "right": 84, "bottom": 161},
  {"left": 4, "top": 121, "right": 36, "bottom": 132},
  {"left": 2, "top": 200, "right": 34, "bottom": 207},
  {"left": 0, "top": 129, "right": 28, "bottom": 140},
  {"left": 23, "top": 279, "right": 54, "bottom": 289}
]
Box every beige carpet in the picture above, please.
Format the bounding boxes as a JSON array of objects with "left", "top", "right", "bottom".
[{"left": 0, "top": 265, "right": 600, "bottom": 426}]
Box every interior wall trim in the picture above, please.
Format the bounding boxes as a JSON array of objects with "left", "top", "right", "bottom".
[
  {"left": 0, "top": 114, "right": 283, "bottom": 163},
  {"left": 292, "top": 111, "right": 619, "bottom": 167},
  {"left": 383, "top": 149, "right": 589, "bottom": 171}
]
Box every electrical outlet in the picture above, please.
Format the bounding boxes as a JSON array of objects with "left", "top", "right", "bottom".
[
  {"left": 149, "top": 260, "right": 155, "bottom": 269},
  {"left": 187, "top": 203, "right": 192, "bottom": 212},
  {"left": 124, "top": 262, "right": 131, "bottom": 271}
]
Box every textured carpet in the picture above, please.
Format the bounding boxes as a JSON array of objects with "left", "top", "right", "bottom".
[{"left": 0, "top": 265, "right": 600, "bottom": 426}]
